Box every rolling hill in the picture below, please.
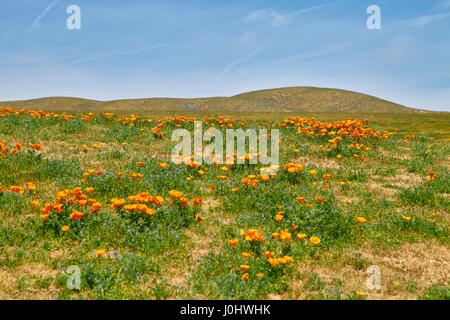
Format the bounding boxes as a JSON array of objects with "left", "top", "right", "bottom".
[{"left": 0, "top": 86, "right": 421, "bottom": 113}]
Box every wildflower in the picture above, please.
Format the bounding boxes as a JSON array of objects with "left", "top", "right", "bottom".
[
  {"left": 144, "top": 208, "right": 156, "bottom": 216},
  {"left": 323, "top": 174, "right": 331, "bottom": 180},
  {"left": 297, "top": 233, "right": 307, "bottom": 240},
  {"left": 265, "top": 251, "right": 274, "bottom": 258},
  {"left": 242, "top": 178, "right": 250, "bottom": 185},
  {"left": 40, "top": 213, "right": 49, "bottom": 222},
  {"left": 337, "top": 154, "right": 343, "bottom": 160},
  {"left": 130, "top": 173, "right": 144, "bottom": 179},
  {"left": 356, "top": 216, "right": 367, "bottom": 224},
  {"left": 242, "top": 252, "right": 252, "bottom": 258},
  {"left": 217, "top": 175, "right": 227, "bottom": 181},
  {"left": 69, "top": 211, "right": 84, "bottom": 221},
  {"left": 295, "top": 196, "right": 307, "bottom": 204},
  {"left": 111, "top": 198, "right": 126, "bottom": 209},
  {"left": 25, "top": 182, "right": 36, "bottom": 191},
  {"left": 242, "top": 229, "right": 264, "bottom": 242},
  {"left": 242, "top": 273, "right": 250, "bottom": 281},
  {"left": 96, "top": 249, "right": 106, "bottom": 258},
  {"left": 135, "top": 161, "right": 145, "bottom": 167},
  {"left": 356, "top": 291, "right": 366, "bottom": 298},
  {"left": 308, "top": 169, "right": 318, "bottom": 176},
  {"left": 31, "top": 200, "right": 40, "bottom": 207},
  {"left": 427, "top": 172, "right": 437, "bottom": 182},
  {"left": 29, "top": 143, "right": 42, "bottom": 151},
  {"left": 403, "top": 216, "right": 412, "bottom": 222},
  {"left": 275, "top": 214, "right": 283, "bottom": 223},
  {"left": 231, "top": 187, "right": 238, "bottom": 193},
  {"left": 220, "top": 166, "right": 229, "bottom": 172},
  {"left": 228, "top": 239, "right": 239, "bottom": 247},
  {"left": 85, "top": 187, "right": 94, "bottom": 194},
  {"left": 90, "top": 202, "right": 102, "bottom": 214},
  {"left": 279, "top": 229, "right": 292, "bottom": 241},
  {"left": 159, "top": 162, "right": 168, "bottom": 169},
  {"left": 192, "top": 197, "right": 203, "bottom": 206},
  {"left": 240, "top": 265, "right": 250, "bottom": 272},
  {"left": 169, "top": 190, "right": 182, "bottom": 199},
  {"left": 116, "top": 172, "right": 123, "bottom": 177},
  {"left": 315, "top": 196, "right": 325, "bottom": 203},
  {"left": 197, "top": 170, "right": 204, "bottom": 176},
  {"left": 309, "top": 236, "right": 321, "bottom": 245},
  {"left": 61, "top": 225, "right": 70, "bottom": 232},
  {"left": 195, "top": 213, "right": 204, "bottom": 223},
  {"left": 256, "top": 273, "right": 265, "bottom": 278},
  {"left": 180, "top": 197, "right": 188, "bottom": 207}
]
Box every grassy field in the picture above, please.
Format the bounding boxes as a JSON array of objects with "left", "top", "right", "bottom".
[{"left": 0, "top": 107, "right": 449, "bottom": 300}]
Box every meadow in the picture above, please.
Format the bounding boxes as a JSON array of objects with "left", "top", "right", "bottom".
[{"left": 0, "top": 107, "right": 449, "bottom": 300}]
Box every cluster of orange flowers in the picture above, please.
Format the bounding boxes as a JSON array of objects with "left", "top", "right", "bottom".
[
  {"left": 0, "top": 107, "right": 72, "bottom": 121},
  {"left": 0, "top": 141, "right": 42, "bottom": 157},
  {"left": 111, "top": 192, "right": 165, "bottom": 217},
  {"left": 39, "top": 187, "right": 101, "bottom": 232},
  {"left": 111, "top": 190, "right": 204, "bottom": 220},
  {"left": 282, "top": 117, "right": 394, "bottom": 141},
  {"left": 0, "top": 182, "right": 36, "bottom": 195}
]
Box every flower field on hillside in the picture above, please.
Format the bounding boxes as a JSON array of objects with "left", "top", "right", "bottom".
[{"left": 0, "top": 107, "right": 449, "bottom": 300}]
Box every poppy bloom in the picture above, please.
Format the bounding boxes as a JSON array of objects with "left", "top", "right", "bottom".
[
  {"left": 69, "top": 211, "right": 84, "bottom": 221},
  {"left": 159, "top": 162, "right": 168, "bottom": 169},
  {"left": 242, "top": 273, "right": 250, "bottom": 281},
  {"left": 169, "top": 190, "right": 182, "bottom": 199},
  {"left": 96, "top": 249, "right": 106, "bottom": 257},
  {"left": 309, "top": 236, "right": 321, "bottom": 245},
  {"left": 403, "top": 216, "right": 412, "bottom": 222},
  {"left": 228, "top": 239, "right": 239, "bottom": 247},
  {"left": 297, "top": 233, "right": 307, "bottom": 240},
  {"left": 31, "top": 200, "right": 40, "bottom": 207},
  {"left": 241, "top": 252, "right": 252, "bottom": 258},
  {"left": 256, "top": 273, "right": 265, "bottom": 278},
  {"left": 356, "top": 216, "right": 367, "bottom": 224},
  {"left": 240, "top": 265, "right": 250, "bottom": 272},
  {"left": 85, "top": 187, "right": 94, "bottom": 194},
  {"left": 61, "top": 225, "right": 70, "bottom": 232}
]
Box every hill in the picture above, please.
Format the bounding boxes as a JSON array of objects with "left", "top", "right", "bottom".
[{"left": 0, "top": 86, "right": 421, "bottom": 113}]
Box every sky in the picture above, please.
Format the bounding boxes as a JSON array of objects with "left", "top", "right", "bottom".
[{"left": 0, "top": 0, "right": 449, "bottom": 111}]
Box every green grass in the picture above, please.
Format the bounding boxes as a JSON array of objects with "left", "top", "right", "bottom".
[{"left": 0, "top": 109, "right": 448, "bottom": 300}]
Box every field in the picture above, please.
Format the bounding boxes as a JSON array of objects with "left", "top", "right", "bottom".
[{"left": 0, "top": 107, "right": 449, "bottom": 300}]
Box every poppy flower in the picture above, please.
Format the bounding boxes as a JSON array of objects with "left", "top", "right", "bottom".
[
  {"left": 309, "top": 236, "right": 321, "bottom": 245},
  {"left": 96, "top": 249, "right": 106, "bottom": 257},
  {"left": 356, "top": 216, "right": 367, "bottom": 224},
  {"left": 228, "top": 239, "right": 239, "bottom": 247},
  {"left": 61, "top": 225, "right": 70, "bottom": 232}
]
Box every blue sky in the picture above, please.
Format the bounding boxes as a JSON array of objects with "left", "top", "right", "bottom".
[{"left": 1, "top": 0, "right": 449, "bottom": 111}]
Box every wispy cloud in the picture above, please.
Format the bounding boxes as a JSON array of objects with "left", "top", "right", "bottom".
[
  {"left": 245, "top": 2, "right": 339, "bottom": 27},
  {"left": 27, "top": 0, "right": 59, "bottom": 33},
  {"left": 403, "top": 12, "right": 450, "bottom": 27},
  {"left": 65, "top": 44, "right": 168, "bottom": 66},
  {"left": 218, "top": 48, "right": 264, "bottom": 79}
]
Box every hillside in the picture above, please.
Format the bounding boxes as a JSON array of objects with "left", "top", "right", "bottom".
[{"left": 0, "top": 86, "right": 420, "bottom": 113}]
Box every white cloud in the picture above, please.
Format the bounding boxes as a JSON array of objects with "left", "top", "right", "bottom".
[
  {"left": 245, "top": 3, "right": 338, "bottom": 28},
  {"left": 218, "top": 47, "right": 264, "bottom": 79},
  {"left": 27, "top": 0, "right": 59, "bottom": 33}
]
